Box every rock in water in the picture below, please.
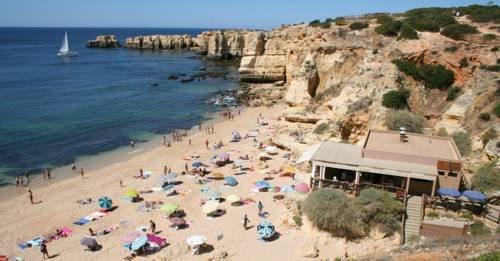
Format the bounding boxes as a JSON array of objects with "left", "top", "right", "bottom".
[{"left": 86, "top": 35, "right": 120, "bottom": 48}]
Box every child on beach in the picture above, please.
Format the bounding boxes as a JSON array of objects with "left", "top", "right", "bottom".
[{"left": 243, "top": 214, "right": 250, "bottom": 230}]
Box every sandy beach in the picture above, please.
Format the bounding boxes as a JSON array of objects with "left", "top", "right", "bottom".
[{"left": 0, "top": 105, "right": 399, "bottom": 260}]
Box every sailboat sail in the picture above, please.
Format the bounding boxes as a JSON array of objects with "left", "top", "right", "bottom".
[{"left": 59, "top": 32, "right": 69, "bottom": 53}]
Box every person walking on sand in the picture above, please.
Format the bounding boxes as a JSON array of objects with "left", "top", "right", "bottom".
[
  {"left": 243, "top": 214, "right": 250, "bottom": 230},
  {"left": 80, "top": 168, "right": 84, "bottom": 178},
  {"left": 42, "top": 169, "right": 47, "bottom": 180},
  {"left": 149, "top": 220, "right": 156, "bottom": 234},
  {"left": 119, "top": 180, "right": 123, "bottom": 187},
  {"left": 25, "top": 169, "right": 29, "bottom": 180},
  {"left": 47, "top": 169, "right": 52, "bottom": 179},
  {"left": 257, "top": 201, "right": 263, "bottom": 216},
  {"left": 185, "top": 163, "right": 188, "bottom": 173},
  {"left": 16, "top": 176, "right": 20, "bottom": 187},
  {"left": 188, "top": 138, "right": 192, "bottom": 146},
  {"left": 164, "top": 165, "right": 168, "bottom": 175},
  {"left": 205, "top": 139, "right": 209, "bottom": 149},
  {"left": 139, "top": 169, "right": 144, "bottom": 178},
  {"left": 40, "top": 240, "right": 49, "bottom": 259},
  {"left": 163, "top": 135, "right": 166, "bottom": 146},
  {"left": 28, "top": 189, "right": 34, "bottom": 204}
]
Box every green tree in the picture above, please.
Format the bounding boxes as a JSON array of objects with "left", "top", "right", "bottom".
[{"left": 382, "top": 88, "right": 410, "bottom": 109}]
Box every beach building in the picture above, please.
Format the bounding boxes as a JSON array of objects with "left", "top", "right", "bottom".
[{"left": 301, "top": 129, "right": 463, "bottom": 197}]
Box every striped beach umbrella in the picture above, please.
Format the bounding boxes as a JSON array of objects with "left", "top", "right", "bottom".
[{"left": 98, "top": 196, "right": 113, "bottom": 209}]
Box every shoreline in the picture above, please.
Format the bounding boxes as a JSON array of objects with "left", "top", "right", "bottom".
[{"left": 0, "top": 106, "right": 244, "bottom": 202}]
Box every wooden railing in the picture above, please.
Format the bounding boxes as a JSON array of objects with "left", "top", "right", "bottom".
[
  {"left": 422, "top": 195, "right": 499, "bottom": 224},
  {"left": 400, "top": 192, "right": 408, "bottom": 245},
  {"left": 310, "top": 177, "right": 406, "bottom": 200}
]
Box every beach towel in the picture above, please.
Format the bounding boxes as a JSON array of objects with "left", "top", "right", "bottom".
[
  {"left": 147, "top": 234, "right": 166, "bottom": 247},
  {"left": 60, "top": 226, "right": 73, "bottom": 237},
  {"left": 73, "top": 218, "right": 91, "bottom": 226},
  {"left": 27, "top": 237, "right": 45, "bottom": 247}
]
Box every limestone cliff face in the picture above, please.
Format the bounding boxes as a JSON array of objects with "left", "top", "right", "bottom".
[{"left": 124, "top": 35, "right": 195, "bottom": 50}]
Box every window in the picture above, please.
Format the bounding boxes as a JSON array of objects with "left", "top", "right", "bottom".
[
  {"left": 448, "top": 172, "right": 458, "bottom": 177},
  {"left": 438, "top": 171, "right": 445, "bottom": 176}
]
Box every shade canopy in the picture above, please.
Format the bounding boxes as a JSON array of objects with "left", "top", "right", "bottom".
[
  {"left": 202, "top": 200, "right": 219, "bottom": 214},
  {"left": 124, "top": 188, "right": 139, "bottom": 198},
  {"left": 226, "top": 194, "right": 241, "bottom": 203},
  {"left": 186, "top": 235, "right": 206, "bottom": 246},
  {"left": 462, "top": 190, "right": 487, "bottom": 203},
  {"left": 437, "top": 188, "right": 461, "bottom": 198},
  {"left": 295, "top": 183, "right": 310, "bottom": 194},
  {"left": 80, "top": 237, "right": 97, "bottom": 247},
  {"left": 224, "top": 176, "right": 238, "bottom": 186},
  {"left": 130, "top": 236, "right": 148, "bottom": 251},
  {"left": 257, "top": 221, "right": 275, "bottom": 240},
  {"left": 160, "top": 203, "right": 180, "bottom": 215},
  {"left": 98, "top": 196, "right": 113, "bottom": 209}
]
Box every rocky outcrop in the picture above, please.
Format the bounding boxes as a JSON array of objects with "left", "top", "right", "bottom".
[
  {"left": 124, "top": 34, "right": 195, "bottom": 50},
  {"left": 86, "top": 35, "right": 120, "bottom": 48},
  {"left": 285, "top": 53, "right": 319, "bottom": 105}
]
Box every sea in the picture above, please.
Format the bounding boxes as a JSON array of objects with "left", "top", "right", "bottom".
[{"left": 0, "top": 27, "right": 239, "bottom": 185}]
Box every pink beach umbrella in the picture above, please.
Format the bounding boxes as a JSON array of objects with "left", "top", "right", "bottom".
[
  {"left": 295, "top": 183, "right": 310, "bottom": 194},
  {"left": 122, "top": 231, "right": 141, "bottom": 244},
  {"left": 219, "top": 152, "right": 230, "bottom": 161}
]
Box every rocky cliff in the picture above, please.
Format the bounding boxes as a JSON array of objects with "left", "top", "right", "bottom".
[{"left": 86, "top": 35, "right": 120, "bottom": 48}]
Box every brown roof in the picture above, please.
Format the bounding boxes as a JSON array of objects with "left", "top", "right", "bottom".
[{"left": 362, "top": 130, "right": 462, "bottom": 166}]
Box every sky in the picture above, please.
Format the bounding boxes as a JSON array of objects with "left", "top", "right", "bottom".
[{"left": 1, "top": 0, "right": 496, "bottom": 29}]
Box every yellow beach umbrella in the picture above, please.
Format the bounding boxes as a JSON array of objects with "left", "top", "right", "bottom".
[
  {"left": 124, "top": 188, "right": 139, "bottom": 198},
  {"left": 160, "top": 203, "right": 180, "bottom": 215},
  {"left": 283, "top": 165, "right": 297, "bottom": 174},
  {"left": 211, "top": 172, "right": 224, "bottom": 179},
  {"left": 202, "top": 200, "right": 219, "bottom": 214},
  {"left": 226, "top": 194, "right": 241, "bottom": 203}
]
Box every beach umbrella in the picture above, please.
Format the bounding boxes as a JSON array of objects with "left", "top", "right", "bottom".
[
  {"left": 130, "top": 236, "right": 148, "bottom": 251},
  {"left": 122, "top": 231, "right": 141, "bottom": 244},
  {"left": 186, "top": 235, "right": 206, "bottom": 246},
  {"left": 295, "top": 183, "right": 310, "bottom": 194},
  {"left": 283, "top": 165, "right": 297, "bottom": 174},
  {"left": 169, "top": 217, "right": 187, "bottom": 226},
  {"left": 98, "top": 196, "right": 113, "bottom": 209},
  {"left": 192, "top": 161, "right": 203, "bottom": 168},
  {"left": 255, "top": 180, "right": 270, "bottom": 188},
  {"left": 159, "top": 173, "right": 178, "bottom": 182},
  {"left": 462, "top": 190, "right": 487, "bottom": 203},
  {"left": 224, "top": 176, "right": 238, "bottom": 186},
  {"left": 210, "top": 172, "right": 225, "bottom": 179},
  {"left": 437, "top": 188, "right": 461, "bottom": 198},
  {"left": 257, "top": 221, "right": 276, "bottom": 240},
  {"left": 160, "top": 203, "right": 180, "bottom": 215},
  {"left": 219, "top": 152, "right": 230, "bottom": 161},
  {"left": 204, "top": 190, "right": 222, "bottom": 201},
  {"left": 282, "top": 185, "right": 295, "bottom": 193},
  {"left": 124, "top": 188, "right": 139, "bottom": 198},
  {"left": 202, "top": 200, "right": 219, "bottom": 214},
  {"left": 226, "top": 194, "right": 241, "bottom": 203},
  {"left": 80, "top": 237, "right": 97, "bottom": 247}
]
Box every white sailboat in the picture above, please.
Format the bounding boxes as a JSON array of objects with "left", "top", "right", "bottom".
[{"left": 57, "top": 31, "right": 78, "bottom": 57}]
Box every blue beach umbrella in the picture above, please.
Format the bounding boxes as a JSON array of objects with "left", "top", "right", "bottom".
[
  {"left": 257, "top": 221, "right": 275, "bottom": 240},
  {"left": 98, "top": 196, "right": 113, "bottom": 209},
  {"left": 192, "top": 162, "right": 203, "bottom": 168},
  {"left": 437, "top": 188, "right": 461, "bottom": 198},
  {"left": 462, "top": 190, "right": 487, "bottom": 203},
  {"left": 224, "top": 176, "right": 238, "bottom": 187},
  {"left": 130, "top": 236, "right": 148, "bottom": 251},
  {"left": 202, "top": 190, "right": 221, "bottom": 201},
  {"left": 255, "top": 180, "right": 270, "bottom": 188}
]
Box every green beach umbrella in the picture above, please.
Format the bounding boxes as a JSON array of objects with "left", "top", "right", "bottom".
[
  {"left": 98, "top": 196, "right": 113, "bottom": 209},
  {"left": 160, "top": 203, "right": 180, "bottom": 215}
]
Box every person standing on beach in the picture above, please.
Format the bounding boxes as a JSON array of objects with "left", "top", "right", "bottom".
[
  {"left": 47, "top": 169, "right": 52, "bottom": 179},
  {"left": 139, "top": 169, "right": 144, "bottom": 178},
  {"left": 257, "top": 201, "right": 263, "bottom": 216},
  {"left": 149, "top": 220, "right": 156, "bottom": 234},
  {"left": 243, "top": 214, "right": 250, "bottom": 230},
  {"left": 80, "top": 168, "right": 84, "bottom": 178},
  {"left": 40, "top": 240, "right": 49, "bottom": 259},
  {"left": 163, "top": 135, "right": 166, "bottom": 146},
  {"left": 211, "top": 125, "right": 214, "bottom": 134},
  {"left": 188, "top": 138, "right": 192, "bottom": 146},
  {"left": 164, "top": 165, "right": 168, "bottom": 175},
  {"left": 205, "top": 139, "right": 209, "bottom": 149},
  {"left": 42, "top": 169, "right": 47, "bottom": 180},
  {"left": 185, "top": 163, "right": 188, "bottom": 173},
  {"left": 28, "top": 190, "right": 34, "bottom": 204},
  {"left": 119, "top": 180, "right": 123, "bottom": 187},
  {"left": 25, "top": 169, "right": 29, "bottom": 180},
  {"left": 15, "top": 176, "right": 20, "bottom": 187}
]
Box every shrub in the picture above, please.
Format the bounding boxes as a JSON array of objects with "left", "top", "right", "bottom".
[
  {"left": 293, "top": 214, "right": 303, "bottom": 227},
  {"left": 393, "top": 60, "right": 455, "bottom": 90},
  {"left": 441, "top": 24, "right": 479, "bottom": 40},
  {"left": 483, "top": 65, "right": 500, "bottom": 72},
  {"left": 382, "top": 88, "right": 410, "bottom": 109},
  {"left": 447, "top": 86, "right": 461, "bottom": 101},
  {"left": 471, "top": 160, "right": 500, "bottom": 193},
  {"left": 385, "top": 110, "right": 425, "bottom": 133},
  {"left": 470, "top": 221, "right": 491, "bottom": 236},
  {"left": 457, "top": 4, "right": 500, "bottom": 23},
  {"left": 451, "top": 131, "right": 472, "bottom": 156},
  {"left": 356, "top": 188, "right": 404, "bottom": 235},
  {"left": 495, "top": 103, "right": 500, "bottom": 117},
  {"left": 479, "top": 112, "right": 491, "bottom": 121},
  {"left": 376, "top": 14, "right": 393, "bottom": 24},
  {"left": 492, "top": 46, "right": 499, "bottom": 52},
  {"left": 313, "top": 122, "right": 330, "bottom": 134},
  {"left": 309, "top": 19, "right": 321, "bottom": 26},
  {"left": 349, "top": 22, "right": 369, "bottom": 31},
  {"left": 471, "top": 250, "right": 500, "bottom": 261},
  {"left": 481, "top": 128, "right": 497, "bottom": 148},
  {"left": 444, "top": 46, "right": 458, "bottom": 53},
  {"left": 375, "top": 20, "right": 402, "bottom": 37},
  {"left": 302, "top": 189, "right": 363, "bottom": 239},
  {"left": 459, "top": 57, "right": 469, "bottom": 68},
  {"left": 437, "top": 127, "right": 449, "bottom": 137},
  {"left": 334, "top": 17, "right": 347, "bottom": 26},
  {"left": 483, "top": 33, "right": 497, "bottom": 41},
  {"left": 404, "top": 8, "right": 456, "bottom": 32},
  {"left": 426, "top": 211, "right": 439, "bottom": 218},
  {"left": 309, "top": 19, "right": 331, "bottom": 28},
  {"left": 398, "top": 23, "right": 419, "bottom": 40}
]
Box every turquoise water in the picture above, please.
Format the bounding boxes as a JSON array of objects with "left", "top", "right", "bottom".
[{"left": 0, "top": 27, "right": 239, "bottom": 183}]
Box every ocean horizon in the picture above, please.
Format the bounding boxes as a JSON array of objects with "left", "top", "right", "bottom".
[{"left": 0, "top": 27, "right": 239, "bottom": 184}]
